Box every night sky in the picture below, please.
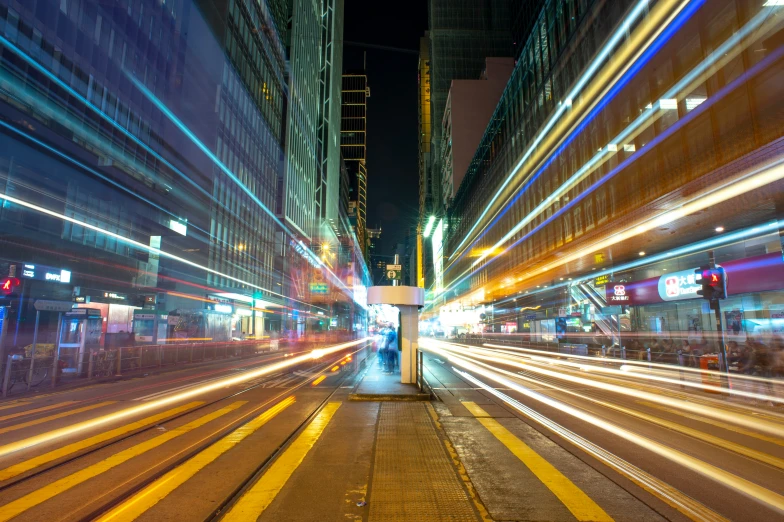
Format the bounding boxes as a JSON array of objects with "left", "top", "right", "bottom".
[{"left": 342, "top": 0, "right": 428, "bottom": 255}]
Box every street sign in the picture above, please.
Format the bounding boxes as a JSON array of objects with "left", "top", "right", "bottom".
[
  {"left": 34, "top": 300, "right": 74, "bottom": 312},
  {"left": 385, "top": 264, "right": 402, "bottom": 281}
]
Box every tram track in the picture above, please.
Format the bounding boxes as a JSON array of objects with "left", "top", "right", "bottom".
[
  {"left": 73, "top": 346, "right": 367, "bottom": 522},
  {"left": 0, "top": 340, "right": 370, "bottom": 522},
  {"left": 421, "top": 350, "right": 740, "bottom": 522}
]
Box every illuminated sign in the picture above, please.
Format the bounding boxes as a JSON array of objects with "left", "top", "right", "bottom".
[
  {"left": 432, "top": 219, "right": 444, "bottom": 296},
  {"left": 606, "top": 283, "right": 633, "bottom": 304},
  {"left": 310, "top": 283, "right": 329, "bottom": 295},
  {"left": 657, "top": 269, "right": 702, "bottom": 301},
  {"left": 20, "top": 264, "right": 71, "bottom": 284},
  {"left": 168, "top": 219, "right": 187, "bottom": 236},
  {"left": 593, "top": 274, "right": 610, "bottom": 286},
  {"left": 212, "top": 303, "right": 233, "bottom": 314},
  {"left": 103, "top": 292, "right": 126, "bottom": 300}
]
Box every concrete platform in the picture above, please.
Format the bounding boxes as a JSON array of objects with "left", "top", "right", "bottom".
[{"left": 348, "top": 354, "right": 431, "bottom": 401}]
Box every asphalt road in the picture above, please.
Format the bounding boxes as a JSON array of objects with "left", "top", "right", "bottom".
[
  {"left": 0, "top": 337, "right": 781, "bottom": 521},
  {"left": 0, "top": 340, "right": 366, "bottom": 522},
  {"left": 421, "top": 338, "right": 784, "bottom": 521}
]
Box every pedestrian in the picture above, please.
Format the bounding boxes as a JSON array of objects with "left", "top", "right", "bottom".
[
  {"left": 377, "top": 326, "right": 388, "bottom": 370},
  {"left": 385, "top": 325, "right": 398, "bottom": 373}
]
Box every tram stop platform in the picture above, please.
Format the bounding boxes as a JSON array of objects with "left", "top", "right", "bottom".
[
  {"left": 348, "top": 353, "right": 431, "bottom": 401},
  {"left": 246, "top": 353, "right": 664, "bottom": 522}
]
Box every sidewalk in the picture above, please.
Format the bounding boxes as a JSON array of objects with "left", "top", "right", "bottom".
[
  {"left": 349, "top": 354, "right": 430, "bottom": 401},
  {"left": 246, "top": 355, "right": 484, "bottom": 521},
  {"left": 243, "top": 353, "right": 668, "bottom": 522}
]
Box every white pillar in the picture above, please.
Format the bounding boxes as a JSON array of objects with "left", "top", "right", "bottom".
[{"left": 399, "top": 305, "right": 419, "bottom": 384}]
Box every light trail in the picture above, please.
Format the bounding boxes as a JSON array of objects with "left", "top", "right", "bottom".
[
  {"left": 0, "top": 34, "right": 360, "bottom": 306},
  {"left": 450, "top": 0, "right": 682, "bottom": 260},
  {"left": 422, "top": 340, "right": 784, "bottom": 437},
  {"left": 0, "top": 338, "right": 369, "bottom": 458},
  {"left": 421, "top": 342, "right": 784, "bottom": 511},
  {"left": 0, "top": 191, "right": 329, "bottom": 309},
  {"left": 481, "top": 342, "right": 784, "bottom": 392},
  {"left": 453, "top": 367, "right": 776, "bottom": 517},
  {"left": 468, "top": 5, "right": 780, "bottom": 271},
  {"left": 479, "top": 343, "right": 784, "bottom": 404}
]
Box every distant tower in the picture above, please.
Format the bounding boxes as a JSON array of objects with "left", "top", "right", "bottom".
[{"left": 341, "top": 72, "right": 370, "bottom": 258}]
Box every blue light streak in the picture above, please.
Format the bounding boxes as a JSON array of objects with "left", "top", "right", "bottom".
[{"left": 449, "top": 0, "right": 705, "bottom": 274}]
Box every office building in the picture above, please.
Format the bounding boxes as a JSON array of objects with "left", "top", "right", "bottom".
[
  {"left": 341, "top": 72, "right": 370, "bottom": 257},
  {"left": 0, "top": 0, "right": 288, "bottom": 353},
  {"left": 434, "top": 0, "right": 784, "bottom": 350},
  {"left": 440, "top": 57, "right": 513, "bottom": 208}
]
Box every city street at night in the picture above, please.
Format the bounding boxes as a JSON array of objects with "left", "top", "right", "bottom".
[{"left": 2, "top": 0, "right": 784, "bottom": 519}]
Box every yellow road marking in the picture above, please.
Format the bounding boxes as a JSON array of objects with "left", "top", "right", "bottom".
[
  {"left": 0, "top": 402, "right": 77, "bottom": 423},
  {"left": 311, "top": 375, "right": 326, "bottom": 386},
  {"left": 463, "top": 402, "right": 613, "bottom": 522},
  {"left": 638, "top": 401, "right": 784, "bottom": 447},
  {"left": 0, "top": 401, "right": 116, "bottom": 435},
  {"left": 0, "top": 402, "right": 246, "bottom": 522},
  {"left": 96, "top": 397, "right": 295, "bottom": 522},
  {"left": 0, "top": 402, "right": 202, "bottom": 481},
  {"left": 221, "top": 402, "right": 342, "bottom": 521},
  {"left": 598, "top": 401, "right": 784, "bottom": 470},
  {"left": 0, "top": 401, "right": 34, "bottom": 412}
]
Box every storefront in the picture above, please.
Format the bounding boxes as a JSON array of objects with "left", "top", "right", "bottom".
[{"left": 606, "top": 251, "right": 784, "bottom": 348}]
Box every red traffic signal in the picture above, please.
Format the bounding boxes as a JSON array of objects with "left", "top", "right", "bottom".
[
  {"left": 695, "top": 267, "right": 726, "bottom": 301},
  {"left": 1, "top": 277, "right": 20, "bottom": 294}
]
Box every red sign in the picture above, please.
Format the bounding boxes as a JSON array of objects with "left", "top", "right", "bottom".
[{"left": 606, "top": 283, "right": 633, "bottom": 305}]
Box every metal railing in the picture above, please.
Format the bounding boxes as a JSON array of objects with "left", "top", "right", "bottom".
[{"left": 1, "top": 339, "right": 270, "bottom": 398}]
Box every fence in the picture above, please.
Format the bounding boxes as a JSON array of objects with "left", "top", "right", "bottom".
[{"left": 1, "top": 339, "right": 272, "bottom": 398}]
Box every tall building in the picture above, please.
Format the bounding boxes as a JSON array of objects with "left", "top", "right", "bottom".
[
  {"left": 279, "top": 0, "right": 321, "bottom": 240},
  {"left": 317, "top": 0, "right": 345, "bottom": 229},
  {"left": 341, "top": 73, "right": 370, "bottom": 258},
  {"left": 440, "top": 57, "right": 513, "bottom": 208},
  {"left": 0, "top": 0, "right": 288, "bottom": 354},
  {"left": 417, "top": 36, "right": 432, "bottom": 289},
  {"left": 421, "top": 0, "right": 513, "bottom": 292},
  {"left": 434, "top": 0, "right": 784, "bottom": 351},
  {"left": 367, "top": 227, "right": 384, "bottom": 285},
  {"left": 426, "top": 0, "right": 513, "bottom": 218}
]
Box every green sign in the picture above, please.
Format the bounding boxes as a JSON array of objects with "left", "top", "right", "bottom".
[
  {"left": 310, "top": 283, "right": 329, "bottom": 295},
  {"left": 386, "top": 264, "right": 402, "bottom": 281}
]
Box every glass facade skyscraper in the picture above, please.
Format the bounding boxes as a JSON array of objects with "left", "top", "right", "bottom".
[{"left": 0, "top": 0, "right": 368, "bottom": 359}]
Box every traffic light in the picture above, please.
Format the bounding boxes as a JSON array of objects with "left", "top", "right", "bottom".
[
  {"left": 695, "top": 266, "right": 726, "bottom": 301},
  {"left": 1, "top": 277, "right": 19, "bottom": 295}
]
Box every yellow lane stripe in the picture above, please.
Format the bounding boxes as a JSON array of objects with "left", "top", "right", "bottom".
[
  {"left": 221, "top": 402, "right": 342, "bottom": 521},
  {"left": 96, "top": 397, "right": 295, "bottom": 522},
  {"left": 0, "top": 402, "right": 78, "bottom": 423},
  {"left": 0, "top": 401, "right": 34, "bottom": 412},
  {"left": 638, "top": 401, "right": 784, "bottom": 447},
  {"left": 0, "top": 401, "right": 116, "bottom": 435},
  {"left": 0, "top": 401, "right": 246, "bottom": 522},
  {"left": 0, "top": 401, "right": 203, "bottom": 482},
  {"left": 311, "top": 375, "right": 326, "bottom": 386},
  {"left": 463, "top": 402, "right": 613, "bottom": 522},
  {"left": 598, "top": 401, "right": 784, "bottom": 470}
]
